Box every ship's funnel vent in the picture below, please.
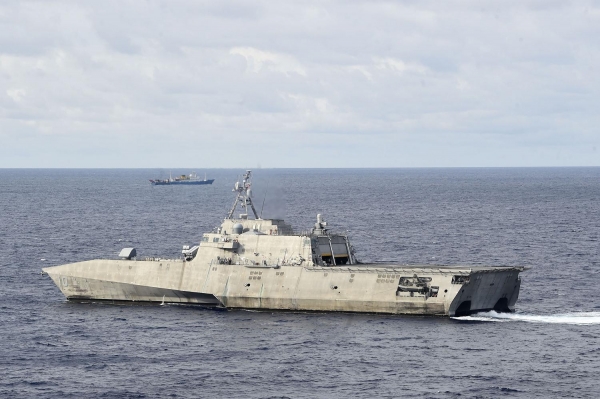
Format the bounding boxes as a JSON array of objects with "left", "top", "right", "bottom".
[{"left": 232, "top": 223, "right": 243, "bottom": 234}]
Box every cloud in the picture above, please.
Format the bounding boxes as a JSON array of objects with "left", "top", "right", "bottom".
[
  {"left": 373, "top": 57, "right": 428, "bottom": 75},
  {"left": 230, "top": 47, "right": 307, "bottom": 76},
  {"left": 6, "top": 88, "right": 26, "bottom": 103},
  {"left": 0, "top": 0, "right": 599, "bottom": 167}
]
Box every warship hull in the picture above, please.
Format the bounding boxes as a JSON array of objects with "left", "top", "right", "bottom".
[
  {"left": 44, "top": 170, "right": 525, "bottom": 317},
  {"left": 43, "top": 260, "right": 522, "bottom": 316}
]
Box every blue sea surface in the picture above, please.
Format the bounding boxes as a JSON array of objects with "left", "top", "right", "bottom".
[{"left": 1, "top": 168, "right": 599, "bottom": 398}]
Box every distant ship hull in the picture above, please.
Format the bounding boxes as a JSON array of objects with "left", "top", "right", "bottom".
[{"left": 150, "top": 179, "right": 214, "bottom": 186}]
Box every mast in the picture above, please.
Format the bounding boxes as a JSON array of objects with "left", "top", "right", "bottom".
[{"left": 227, "top": 170, "right": 259, "bottom": 219}]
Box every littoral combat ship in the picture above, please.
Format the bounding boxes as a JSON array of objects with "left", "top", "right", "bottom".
[{"left": 43, "top": 171, "right": 525, "bottom": 316}]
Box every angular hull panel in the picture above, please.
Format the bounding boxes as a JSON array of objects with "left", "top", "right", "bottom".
[{"left": 45, "top": 270, "right": 221, "bottom": 306}]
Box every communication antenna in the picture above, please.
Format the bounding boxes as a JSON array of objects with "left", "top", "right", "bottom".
[{"left": 227, "top": 170, "right": 259, "bottom": 219}]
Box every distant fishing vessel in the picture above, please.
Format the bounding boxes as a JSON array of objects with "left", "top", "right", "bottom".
[{"left": 150, "top": 172, "right": 214, "bottom": 186}]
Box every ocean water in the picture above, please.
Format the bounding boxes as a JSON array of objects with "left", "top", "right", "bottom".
[{"left": 1, "top": 168, "right": 599, "bottom": 398}]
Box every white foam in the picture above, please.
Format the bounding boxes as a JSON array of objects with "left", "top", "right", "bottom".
[{"left": 453, "top": 310, "right": 600, "bottom": 325}]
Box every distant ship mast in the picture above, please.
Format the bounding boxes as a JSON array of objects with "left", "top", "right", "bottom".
[{"left": 227, "top": 170, "right": 259, "bottom": 219}]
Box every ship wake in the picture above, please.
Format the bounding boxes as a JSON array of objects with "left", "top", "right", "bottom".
[{"left": 453, "top": 310, "right": 600, "bottom": 325}]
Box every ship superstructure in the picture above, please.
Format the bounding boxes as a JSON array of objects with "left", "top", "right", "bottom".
[{"left": 44, "top": 170, "right": 525, "bottom": 316}]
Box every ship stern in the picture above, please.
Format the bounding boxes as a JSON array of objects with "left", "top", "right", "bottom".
[{"left": 448, "top": 268, "right": 523, "bottom": 316}]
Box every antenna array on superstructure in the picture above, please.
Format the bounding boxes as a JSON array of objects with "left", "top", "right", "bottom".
[{"left": 227, "top": 170, "right": 259, "bottom": 219}]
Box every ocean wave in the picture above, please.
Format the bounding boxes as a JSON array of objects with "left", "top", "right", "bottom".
[{"left": 453, "top": 310, "right": 600, "bottom": 325}]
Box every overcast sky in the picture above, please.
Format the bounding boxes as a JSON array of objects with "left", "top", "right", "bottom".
[{"left": 1, "top": 1, "right": 599, "bottom": 167}]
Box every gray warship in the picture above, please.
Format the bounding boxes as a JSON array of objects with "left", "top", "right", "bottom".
[{"left": 43, "top": 170, "right": 525, "bottom": 317}]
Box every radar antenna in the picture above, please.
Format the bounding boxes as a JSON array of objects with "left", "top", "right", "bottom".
[{"left": 227, "top": 170, "right": 259, "bottom": 219}]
